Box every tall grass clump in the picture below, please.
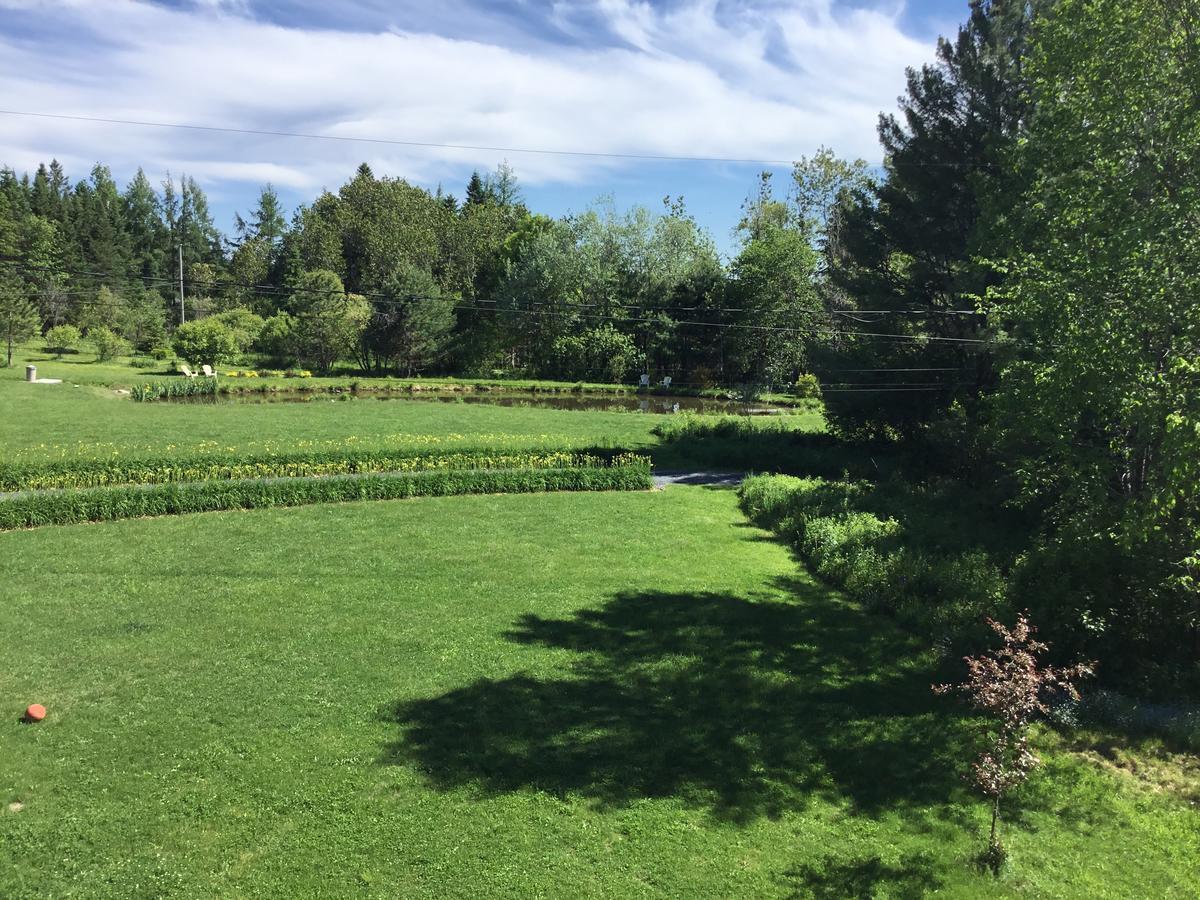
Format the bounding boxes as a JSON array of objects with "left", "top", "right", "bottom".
[{"left": 130, "top": 377, "right": 218, "bottom": 401}]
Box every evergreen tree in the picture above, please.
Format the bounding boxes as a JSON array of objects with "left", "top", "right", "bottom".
[
  {"left": 825, "top": 0, "right": 1046, "bottom": 438},
  {"left": 464, "top": 171, "right": 488, "bottom": 207},
  {"left": 122, "top": 168, "right": 166, "bottom": 280},
  {"left": 0, "top": 273, "right": 39, "bottom": 366}
]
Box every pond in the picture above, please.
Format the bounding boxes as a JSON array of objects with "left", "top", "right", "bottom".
[{"left": 174, "top": 391, "right": 796, "bottom": 415}]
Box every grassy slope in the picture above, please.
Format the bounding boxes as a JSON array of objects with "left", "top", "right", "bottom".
[{"left": 1, "top": 489, "right": 1196, "bottom": 898}]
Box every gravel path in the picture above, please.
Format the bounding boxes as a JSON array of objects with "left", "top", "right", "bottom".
[{"left": 652, "top": 470, "right": 745, "bottom": 488}]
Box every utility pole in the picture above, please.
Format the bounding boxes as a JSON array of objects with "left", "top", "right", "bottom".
[{"left": 178, "top": 244, "right": 185, "bottom": 325}]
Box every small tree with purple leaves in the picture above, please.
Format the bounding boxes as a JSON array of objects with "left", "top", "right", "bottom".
[{"left": 934, "top": 613, "right": 1093, "bottom": 874}]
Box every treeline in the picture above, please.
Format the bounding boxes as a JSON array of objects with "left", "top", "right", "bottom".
[{"left": 0, "top": 150, "right": 856, "bottom": 387}]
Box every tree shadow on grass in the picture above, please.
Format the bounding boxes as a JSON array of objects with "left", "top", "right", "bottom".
[
  {"left": 381, "top": 575, "right": 977, "bottom": 825},
  {"left": 779, "top": 852, "right": 943, "bottom": 899}
]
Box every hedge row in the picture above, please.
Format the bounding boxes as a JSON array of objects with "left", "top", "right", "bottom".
[
  {"left": 0, "top": 463, "right": 652, "bottom": 530},
  {"left": 0, "top": 448, "right": 632, "bottom": 492}
]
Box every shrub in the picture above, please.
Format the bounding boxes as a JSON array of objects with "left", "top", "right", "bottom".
[
  {"left": 87, "top": 326, "right": 129, "bottom": 361},
  {"left": 549, "top": 325, "right": 643, "bottom": 383},
  {"left": 739, "top": 474, "right": 1010, "bottom": 648},
  {"left": 44, "top": 324, "right": 81, "bottom": 358},
  {"left": 793, "top": 373, "right": 821, "bottom": 398},
  {"left": 171, "top": 318, "right": 239, "bottom": 366},
  {"left": 256, "top": 313, "right": 296, "bottom": 363}
]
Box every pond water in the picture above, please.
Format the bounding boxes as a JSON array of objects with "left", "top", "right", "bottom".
[{"left": 177, "top": 391, "right": 795, "bottom": 415}]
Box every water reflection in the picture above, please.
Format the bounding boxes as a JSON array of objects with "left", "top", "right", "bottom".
[{"left": 174, "top": 391, "right": 796, "bottom": 415}]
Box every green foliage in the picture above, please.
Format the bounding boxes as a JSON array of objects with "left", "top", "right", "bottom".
[
  {"left": 728, "top": 174, "right": 822, "bottom": 385},
  {"left": 739, "top": 473, "right": 1012, "bottom": 645},
  {"left": 550, "top": 325, "right": 643, "bottom": 383},
  {"left": 171, "top": 318, "right": 239, "bottom": 366},
  {"left": 86, "top": 325, "right": 129, "bottom": 361},
  {"left": 256, "top": 312, "right": 295, "bottom": 363},
  {"left": 0, "top": 274, "right": 39, "bottom": 367},
  {"left": 44, "top": 323, "right": 81, "bottom": 357},
  {"left": 0, "top": 461, "right": 651, "bottom": 530},
  {"left": 822, "top": 0, "right": 1042, "bottom": 437},
  {"left": 210, "top": 307, "right": 265, "bottom": 353},
  {"left": 359, "top": 267, "right": 456, "bottom": 376},
  {"left": 78, "top": 285, "right": 124, "bottom": 334},
  {"left": 289, "top": 269, "right": 369, "bottom": 372},
  {"left": 987, "top": 0, "right": 1200, "bottom": 683},
  {"left": 793, "top": 373, "right": 821, "bottom": 399}
]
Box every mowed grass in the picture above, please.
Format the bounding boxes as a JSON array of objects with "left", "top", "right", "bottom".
[
  {"left": 0, "top": 376, "right": 668, "bottom": 458},
  {"left": 1, "top": 489, "right": 1197, "bottom": 897},
  {"left": 0, "top": 372, "right": 822, "bottom": 467}
]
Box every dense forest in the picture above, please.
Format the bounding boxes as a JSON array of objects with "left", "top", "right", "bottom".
[{"left": 0, "top": 0, "right": 1197, "bottom": 690}]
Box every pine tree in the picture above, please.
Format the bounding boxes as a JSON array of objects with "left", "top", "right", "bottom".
[
  {"left": 123, "top": 168, "right": 166, "bottom": 280},
  {"left": 824, "top": 0, "right": 1045, "bottom": 438},
  {"left": 465, "top": 171, "right": 488, "bottom": 207}
]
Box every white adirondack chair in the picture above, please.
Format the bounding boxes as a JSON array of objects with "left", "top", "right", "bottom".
[
  {"left": 179, "top": 364, "right": 198, "bottom": 378},
  {"left": 660, "top": 375, "right": 672, "bottom": 389},
  {"left": 201, "top": 365, "right": 216, "bottom": 377},
  {"left": 638, "top": 373, "right": 650, "bottom": 387}
]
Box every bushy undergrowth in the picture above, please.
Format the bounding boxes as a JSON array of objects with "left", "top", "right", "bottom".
[
  {"left": 0, "top": 447, "right": 629, "bottom": 491},
  {"left": 652, "top": 415, "right": 887, "bottom": 477},
  {"left": 740, "top": 472, "right": 1200, "bottom": 747},
  {"left": 738, "top": 474, "right": 1011, "bottom": 650},
  {"left": 0, "top": 460, "right": 651, "bottom": 530}
]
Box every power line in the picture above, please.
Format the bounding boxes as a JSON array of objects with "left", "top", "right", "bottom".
[
  {"left": 0, "top": 257, "right": 1002, "bottom": 345},
  {"left": 0, "top": 109, "right": 803, "bottom": 167},
  {"left": 0, "top": 108, "right": 1004, "bottom": 169}
]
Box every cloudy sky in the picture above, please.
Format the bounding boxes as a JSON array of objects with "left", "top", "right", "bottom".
[{"left": 0, "top": 0, "right": 967, "bottom": 254}]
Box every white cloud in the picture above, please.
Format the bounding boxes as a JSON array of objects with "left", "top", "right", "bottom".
[{"left": 0, "top": 0, "right": 936, "bottom": 196}]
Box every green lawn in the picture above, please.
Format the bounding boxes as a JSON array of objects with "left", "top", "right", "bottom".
[
  {"left": 0, "top": 374, "right": 666, "bottom": 459},
  {"left": 0, "top": 368, "right": 821, "bottom": 466},
  {"left": 2, "top": 488, "right": 1196, "bottom": 897}
]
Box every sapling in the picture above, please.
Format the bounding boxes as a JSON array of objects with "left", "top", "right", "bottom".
[{"left": 934, "top": 613, "right": 1093, "bottom": 875}]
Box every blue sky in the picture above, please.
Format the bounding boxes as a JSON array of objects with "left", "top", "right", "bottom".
[{"left": 0, "top": 0, "right": 970, "bottom": 256}]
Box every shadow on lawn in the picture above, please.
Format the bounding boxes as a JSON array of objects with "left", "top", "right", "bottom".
[
  {"left": 779, "top": 852, "right": 943, "bottom": 899},
  {"left": 381, "top": 574, "right": 974, "bottom": 824}
]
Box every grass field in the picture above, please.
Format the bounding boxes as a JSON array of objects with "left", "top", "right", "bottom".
[
  {"left": 1, "top": 489, "right": 1197, "bottom": 897},
  {"left": 0, "top": 372, "right": 822, "bottom": 469}
]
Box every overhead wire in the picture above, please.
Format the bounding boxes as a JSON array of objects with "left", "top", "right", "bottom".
[
  {"left": 0, "top": 109, "right": 1003, "bottom": 169},
  {"left": 0, "top": 257, "right": 1002, "bottom": 347}
]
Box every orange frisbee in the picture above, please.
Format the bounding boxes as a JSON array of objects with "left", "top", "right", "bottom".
[{"left": 23, "top": 704, "right": 46, "bottom": 723}]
